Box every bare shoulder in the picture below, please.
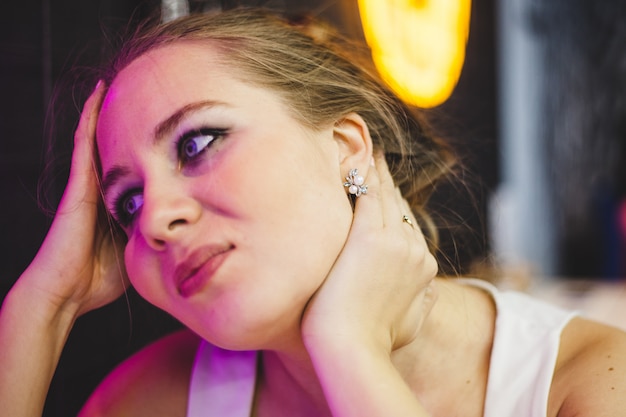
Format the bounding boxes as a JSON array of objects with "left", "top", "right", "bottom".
[
  {"left": 550, "top": 317, "right": 626, "bottom": 417},
  {"left": 78, "top": 328, "right": 202, "bottom": 417}
]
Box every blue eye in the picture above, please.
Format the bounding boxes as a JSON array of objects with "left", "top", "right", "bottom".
[
  {"left": 113, "top": 189, "right": 143, "bottom": 227},
  {"left": 182, "top": 135, "right": 212, "bottom": 158},
  {"left": 123, "top": 193, "right": 143, "bottom": 216},
  {"left": 178, "top": 128, "right": 226, "bottom": 164}
]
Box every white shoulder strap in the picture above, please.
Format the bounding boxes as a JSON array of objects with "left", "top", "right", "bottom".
[{"left": 187, "top": 341, "right": 257, "bottom": 417}]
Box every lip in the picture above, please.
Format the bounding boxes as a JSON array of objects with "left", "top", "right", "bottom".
[{"left": 174, "top": 244, "right": 234, "bottom": 298}]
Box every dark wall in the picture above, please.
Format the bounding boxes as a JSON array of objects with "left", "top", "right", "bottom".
[
  {"left": 431, "top": 0, "right": 499, "bottom": 274},
  {"left": 532, "top": 1, "right": 626, "bottom": 278}
]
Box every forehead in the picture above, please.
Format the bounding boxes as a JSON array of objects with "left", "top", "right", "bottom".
[
  {"left": 98, "top": 42, "right": 231, "bottom": 131},
  {"left": 95, "top": 41, "right": 277, "bottom": 160}
]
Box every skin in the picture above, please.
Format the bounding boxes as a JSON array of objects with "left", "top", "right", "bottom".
[
  {"left": 1, "top": 39, "right": 626, "bottom": 417},
  {"left": 94, "top": 41, "right": 440, "bottom": 415},
  {"left": 96, "top": 41, "right": 357, "bottom": 352}
]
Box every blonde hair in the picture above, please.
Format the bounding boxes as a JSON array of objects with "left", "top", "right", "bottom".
[{"left": 101, "top": 8, "right": 456, "bottom": 250}]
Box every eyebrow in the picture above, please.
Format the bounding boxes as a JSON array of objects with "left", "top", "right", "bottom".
[
  {"left": 101, "top": 165, "right": 131, "bottom": 200},
  {"left": 153, "top": 100, "right": 225, "bottom": 144},
  {"left": 101, "top": 100, "right": 227, "bottom": 199}
]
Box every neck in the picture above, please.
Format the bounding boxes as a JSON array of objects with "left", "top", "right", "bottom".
[
  {"left": 254, "top": 278, "right": 496, "bottom": 417},
  {"left": 250, "top": 307, "right": 331, "bottom": 416},
  {"left": 256, "top": 348, "right": 331, "bottom": 417},
  {"left": 391, "top": 278, "right": 496, "bottom": 414}
]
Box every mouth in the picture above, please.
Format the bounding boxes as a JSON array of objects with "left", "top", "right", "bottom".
[{"left": 175, "top": 244, "right": 234, "bottom": 298}]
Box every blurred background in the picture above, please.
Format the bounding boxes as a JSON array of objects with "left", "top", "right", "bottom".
[{"left": 0, "top": 0, "right": 624, "bottom": 415}]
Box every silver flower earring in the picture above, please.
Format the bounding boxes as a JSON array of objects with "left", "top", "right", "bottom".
[{"left": 344, "top": 168, "right": 368, "bottom": 197}]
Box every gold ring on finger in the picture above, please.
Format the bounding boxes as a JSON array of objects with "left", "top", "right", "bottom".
[{"left": 402, "top": 215, "right": 414, "bottom": 228}]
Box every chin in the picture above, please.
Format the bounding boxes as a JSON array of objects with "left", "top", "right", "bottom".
[{"left": 183, "top": 304, "right": 302, "bottom": 352}]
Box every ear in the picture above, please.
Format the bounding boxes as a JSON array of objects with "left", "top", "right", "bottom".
[{"left": 333, "top": 113, "right": 374, "bottom": 177}]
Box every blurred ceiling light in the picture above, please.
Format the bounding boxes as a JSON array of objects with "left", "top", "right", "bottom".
[
  {"left": 358, "top": 0, "right": 471, "bottom": 108},
  {"left": 162, "top": 0, "right": 189, "bottom": 22}
]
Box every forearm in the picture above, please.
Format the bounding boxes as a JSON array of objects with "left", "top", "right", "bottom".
[
  {"left": 0, "top": 281, "right": 78, "bottom": 417},
  {"left": 308, "top": 338, "right": 431, "bottom": 417}
]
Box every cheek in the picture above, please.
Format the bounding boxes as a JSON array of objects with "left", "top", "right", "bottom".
[
  {"left": 123, "top": 238, "right": 166, "bottom": 306},
  {"left": 221, "top": 140, "right": 353, "bottom": 282}
]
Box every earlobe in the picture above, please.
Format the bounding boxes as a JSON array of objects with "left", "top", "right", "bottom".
[
  {"left": 344, "top": 168, "right": 368, "bottom": 197},
  {"left": 333, "top": 113, "right": 374, "bottom": 176}
]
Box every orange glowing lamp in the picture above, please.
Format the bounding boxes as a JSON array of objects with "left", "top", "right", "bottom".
[{"left": 358, "top": 0, "right": 471, "bottom": 108}]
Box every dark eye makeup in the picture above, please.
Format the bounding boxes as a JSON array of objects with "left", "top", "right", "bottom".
[
  {"left": 111, "top": 187, "right": 143, "bottom": 228},
  {"left": 177, "top": 127, "right": 227, "bottom": 166},
  {"left": 107, "top": 127, "right": 228, "bottom": 229}
]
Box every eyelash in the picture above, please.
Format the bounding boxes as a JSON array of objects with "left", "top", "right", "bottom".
[
  {"left": 176, "top": 127, "right": 227, "bottom": 167},
  {"left": 111, "top": 187, "right": 143, "bottom": 228},
  {"left": 110, "top": 127, "right": 227, "bottom": 228}
]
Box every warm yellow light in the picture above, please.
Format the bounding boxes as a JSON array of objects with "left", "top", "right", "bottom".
[{"left": 358, "top": 0, "right": 471, "bottom": 108}]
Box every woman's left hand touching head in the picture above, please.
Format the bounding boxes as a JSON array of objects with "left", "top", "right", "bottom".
[{"left": 301, "top": 153, "right": 439, "bottom": 354}]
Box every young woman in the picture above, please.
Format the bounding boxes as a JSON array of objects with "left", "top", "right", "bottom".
[{"left": 1, "top": 8, "right": 625, "bottom": 417}]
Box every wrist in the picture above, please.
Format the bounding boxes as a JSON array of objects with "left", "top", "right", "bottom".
[
  {"left": 0, "top": 277, "right": 79, "bottom": 417},
  {"left": 5, "top": 275, "right": 80, "bottom": 337},
  {"left": 305, "top": 332, "right": 430, "bottom": 417},
  {"left": 303, "top": 324, "right": 392, "bottom": 360}
]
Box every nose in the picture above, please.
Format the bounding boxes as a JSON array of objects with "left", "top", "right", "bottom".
[{"left": 138, "top": 179, "right": 202, "bottom": 250}]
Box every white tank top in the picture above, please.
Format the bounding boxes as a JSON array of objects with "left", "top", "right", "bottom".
[
  {"left": 464, "top": 279, "right": 577, "bottom": 416},
  {"left": 186, "top": 279, "right": 577, "bottom": 416}
]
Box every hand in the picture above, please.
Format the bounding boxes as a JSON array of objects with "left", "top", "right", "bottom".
[
  {"left": 16, "top": 81, "right": 127, "bottom": 318},
  {"left": 301, "top": 154, "right": 439, "bottom": 354}
]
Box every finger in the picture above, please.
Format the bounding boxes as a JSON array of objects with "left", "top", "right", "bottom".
[
  {"left": 397, "top": 195, "right": 428, "bottom": 243},
  {"left": 351, "top": 157, "right": 385, "bottom": 230},
  {"left": 372, "top": 153, "right": 407, "bottom": 228},
  {"left": 60, "top": 81, "right": 106, "bottom": 212},
  {"left": 352, "top": 154, "right": 415, "bottom": 234},
  {"left": 72, "top": 81, "right": 106, "bottom": 179},
  {"left": 376, "top": 157, "right": 427, "bottom": 244},
  {"left": 383, "top": 167, "right": 431, "bottom": 247},
  {"left": 377, "top": 158, "right": 434, "bottom": 272},
  {"left": 399, "top": 198, "right": 439, "bottom": 277}
]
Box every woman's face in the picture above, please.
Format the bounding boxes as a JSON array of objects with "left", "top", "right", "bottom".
[{"left": 96, "top": 42, "right": 354, "bottom": 350}]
